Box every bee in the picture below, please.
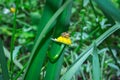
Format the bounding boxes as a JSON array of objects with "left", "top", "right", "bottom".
[{"left": 61, "top": 32, "right": 70, "bottom": 38}]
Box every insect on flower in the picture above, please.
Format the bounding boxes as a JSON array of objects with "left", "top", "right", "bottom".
[{"left": 52, "top": 32, "right": 72, "bottom": 45}]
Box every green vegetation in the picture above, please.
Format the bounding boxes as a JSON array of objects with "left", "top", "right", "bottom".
[{"left": 0, "top": 0, "right": 120, "bottom": 80}]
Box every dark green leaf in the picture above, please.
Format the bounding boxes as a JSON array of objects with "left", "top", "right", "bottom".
[{"left": 0, "top": 40, "right": 9, "bottom": 80}]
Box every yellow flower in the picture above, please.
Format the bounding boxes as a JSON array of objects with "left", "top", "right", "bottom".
[
  {"left": 10, "top": 7, "right": 16, "bottom": 13},
  {"left": 52, "top": 32, "right": 72, "bottom": 45},
  {"left": 56, "top": 36, "right": 72, "bottom": 45}
]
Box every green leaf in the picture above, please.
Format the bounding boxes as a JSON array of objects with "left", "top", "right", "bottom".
[
  {"left": 31, "top": 0, "right": 72, "bottom": 55},
  {"left": 0, "top": 75, "right": 3, "bottom": 80},
  {"left": 0, "top": 40, "right": 9, "bottom": 80},
  {"left": 92, "top": 42, "right": 101, "bottom": 80},
  {"left": 44, "top": 46, "right": 65, "bottom": 80},
  {"left": 93, "top": 0, "right": 120, "bottom": 23},
  {"left": 12, "top": 45, "right": 21, "bottom": 60},
  {"left": 23, "top": 0, "right": 72, "bottom": 80},
  {"left": 44, "top": 0, "right": 73, "bottom": 80},
  {"left": 24, "top": 38, "right": 51, "bottom": 80}
]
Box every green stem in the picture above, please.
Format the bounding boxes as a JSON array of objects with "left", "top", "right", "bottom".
[
  {"left": 10, "top": 0, "right": 18, "bottom": 79},
  {"left": 107, "top": 43, "right": 120, "bottom": 68},
  {"left": 101, "top": 52, "right": 106, "bottom": 79},
  {"left": 14, "top": 64, "right": 27, "bottom": 80},
  {"left": 89, "top": 0, "right": 97, "bottom": 18}
]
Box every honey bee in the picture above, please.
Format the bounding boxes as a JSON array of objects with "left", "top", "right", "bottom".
[{"left": 61, "top": 32, "right": 70, "bottom": 38}]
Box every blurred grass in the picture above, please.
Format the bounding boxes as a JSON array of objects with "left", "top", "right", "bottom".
[
  {"left": 0, "top": 0, "right": 120, "bottom": 80},
  {"left": 60, "top": 23, "right": 120, "bottom": 80}
]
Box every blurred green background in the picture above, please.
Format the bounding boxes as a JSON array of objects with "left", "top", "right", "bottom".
[{"left": 0, "top": 0, "right": 120, "bottom": 80}]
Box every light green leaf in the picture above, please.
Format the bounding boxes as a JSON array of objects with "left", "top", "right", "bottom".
[{"left": 92, "top": 42, "right": 101, "bottom": 80}]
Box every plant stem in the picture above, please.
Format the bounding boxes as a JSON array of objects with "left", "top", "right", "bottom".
[
  {"left": 10, "top": 0, "right": 18, "bottom": 79},
  {"left": 107, "top": 43, "right": 120, "bottom": 68}
]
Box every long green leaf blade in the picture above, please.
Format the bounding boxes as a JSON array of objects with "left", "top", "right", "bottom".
[
  {"left": 92, "top": 42, "right": 101, "bottom": 80},
  {"left": 31, "top": 0, "right": 72, "bottom": 56},
  {"left": 0, "top": 40, "right": 9, "bottom": 80},
  {"left": 24, "top": 0, "right": 72, "bottom": 80},
  {"left": 93, "top": 0, "right": 120, "bottom": 23},
  {"left": 44, "top": 0, "right": 73, "bottom": 80}
]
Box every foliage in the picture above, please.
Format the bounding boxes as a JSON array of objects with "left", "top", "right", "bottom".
[{"left": 0, "top": 0, "right": 120, "bottom": 80}]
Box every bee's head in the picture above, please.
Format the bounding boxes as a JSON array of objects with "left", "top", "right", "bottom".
[{"left": 61, "top": 32, "right": 70, "bottom": 38}]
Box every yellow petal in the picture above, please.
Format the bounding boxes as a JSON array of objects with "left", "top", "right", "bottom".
[{"left": 56, "top": 36, "right": 72, "bottom": 45}]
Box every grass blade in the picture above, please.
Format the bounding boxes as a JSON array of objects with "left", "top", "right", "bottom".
[
  {"left": 93, "top": 0, "right": 120, "bottom": 23},
  {"left": 101, "top": 51, "right": 106, "bottom": 79},
  {"left": 24, "top": 0, "right": 72, "bottom": 80},
  {"left": 44, "top": 1, "right": 73, "bottom": 80},
  {"left": 31, "top": 0, "right": 72, "bottom": 55},
  {"left": 92, "top": 42, "right": 101, "bottom": 80},
  {"left": 44, "top": 44, "right": 65, "bottom": 80},
  {"left": 0, "top": 40, "right": 9, "bottom": 80},
  {"left": 24, "top": 38, "right": 50, "bottom": 80}
]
